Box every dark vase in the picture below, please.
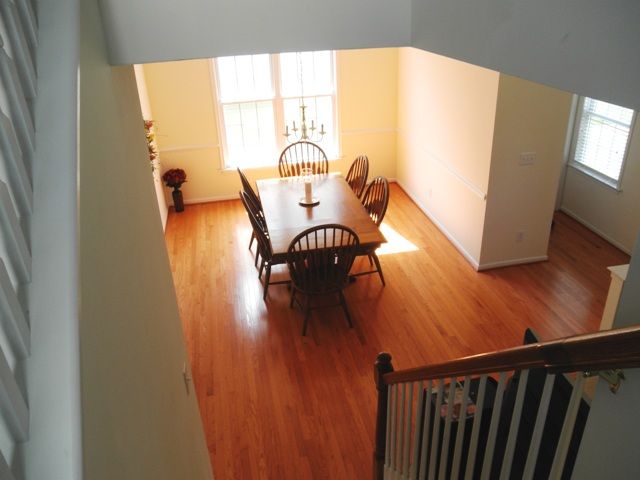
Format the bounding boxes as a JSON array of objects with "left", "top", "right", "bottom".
[{"left": 172, "top": 187, "right": 185, "bottom": 212}]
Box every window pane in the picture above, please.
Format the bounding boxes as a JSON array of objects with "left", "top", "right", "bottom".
[
  {"left": 216, "top": 54, "right": 273, "bottom": 102},
  {"left": 280, "top": 51, "right": 333, "bottom": 97},
  {"left": 222, "top": 101, "right": 276, "bottom": 168},
  {"left": 574, "top": 97, "right": 634, "bottom": 181}
]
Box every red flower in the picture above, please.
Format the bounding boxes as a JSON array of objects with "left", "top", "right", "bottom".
[{"left": 162, "top": 168, "right": 187, "bottom": 188}]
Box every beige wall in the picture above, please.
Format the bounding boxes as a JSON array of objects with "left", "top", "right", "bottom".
[
  {"left": 79, "top": 1, "right": 212, "bottom": 478},
  {"left": 561, "top": 119, "right": 640, "bottom": 254},
  {"left": 134, "top": 65, "right": 169, "bottom": 230},
  {"left": 396, "top": 47, "right": 499, "bottom": 265},
  {"left": 143, "top": 48, "right": 398, "bottom": 205},
  {"left": 480, "top": 75, "right": 573, "bottom": 268}
]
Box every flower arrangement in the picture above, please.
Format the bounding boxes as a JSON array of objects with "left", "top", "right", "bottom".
[
  {"left": 162, "top": 168, "right": 187, "bottom": 190},
  {"left": 144, "top": 119, "right": 159, "bottom": 170}
]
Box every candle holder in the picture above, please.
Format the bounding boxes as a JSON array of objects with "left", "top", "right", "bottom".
[{"left": 298, "top": 168, "right": 319, "bottom": 207}]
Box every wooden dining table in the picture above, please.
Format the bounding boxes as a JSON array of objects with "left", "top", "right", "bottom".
[{"left": 256, "top": 173, "right": 386, "bottom": 259}]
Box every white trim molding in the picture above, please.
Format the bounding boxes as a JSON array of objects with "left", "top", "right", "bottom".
[
  {"left": 159, "top": 143, "right": 220, "bottom": 154},
  {"left": 560, "top": 206, "right": 632, "bottom": 255},
  {"left": 183, "top": 194, "right": 239, "bottom": 205},
  {"left": 395, "top": 179, "right": 480, "bottom": 270},
  {"left": 340, "top": 127, "right": 397, "bottom": 136},
  {"left": 477, "top": 255, "right": 548, "bottom": 271},
  {"left": 397, "top": 129, "right": 487, "bottom": 201}
]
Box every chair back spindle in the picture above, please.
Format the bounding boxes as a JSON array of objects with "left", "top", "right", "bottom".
[
  {"left": 279, "top": 141, "right": 329, "bottom": 177},
  {"left": 286, "top": 224, "right": 359, "bottom": 335},
  {"left": 345, "top": 155, "right": 369, "bottom": 198},
  {"left": 237, "top": 167, "right": 261, "bottom": 208},
  {"left": 362, "top": 176, "right": 389, "bottom": 226}
]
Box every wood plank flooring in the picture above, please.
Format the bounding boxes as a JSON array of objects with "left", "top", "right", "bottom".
[{"left": 164, "top": 184, "right": 629, "bottom": 479}]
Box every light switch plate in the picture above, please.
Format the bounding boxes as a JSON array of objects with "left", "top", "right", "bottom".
[{"left": 519, "top": 152, "right": 536, "bottom": 165}]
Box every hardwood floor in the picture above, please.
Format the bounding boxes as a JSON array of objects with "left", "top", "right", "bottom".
[{"left": 164, "top": 184, "right": 629, "bottom": 479}]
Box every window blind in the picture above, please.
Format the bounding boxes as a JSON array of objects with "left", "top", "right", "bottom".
[{"left": 573, "top": 98, "right": 634, "bottom": 183}]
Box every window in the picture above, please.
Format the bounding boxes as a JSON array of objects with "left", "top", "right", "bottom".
[
  {"left": 213, "top": 51, "right": 337, "bottom": 169},
  {"left": 570, "top": 96, "right": 636, "bottom": 189}
]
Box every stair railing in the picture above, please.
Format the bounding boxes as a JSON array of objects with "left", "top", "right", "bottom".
[{"left": 373, "top": 324, "right": 640, "bottom": 480}]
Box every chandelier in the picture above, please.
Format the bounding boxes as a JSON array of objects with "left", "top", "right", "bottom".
[{"left": 284, "top": 53, "right": 325, "bottom": 144}]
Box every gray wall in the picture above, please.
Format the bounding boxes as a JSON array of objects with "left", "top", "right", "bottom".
[
  {"left": 79, "top": 1, "right": 212, "bottom": 478},
  {"left": 560, "top": 118, "right": 640, "bottom": 254},
  {"left": 411, "top": 0, "right": 640, "bottom": 111},
  {"left": 98, "top": 0, "right": 640, "bottom": 110},
  {"left": 573, "top": 236, "right": 640, "bottom": 478},
  {"left": 23, "top": 0, "right": 83, "bottom": 478},
  {"left": 98, "top": 0, "right": 412, "bottom": 63}
]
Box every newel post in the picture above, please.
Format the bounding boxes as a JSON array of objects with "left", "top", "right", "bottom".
[{"left": 373, "top": 352, "right": 394, "bottom": 480}]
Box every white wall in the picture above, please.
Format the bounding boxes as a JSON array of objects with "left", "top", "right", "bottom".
[
  {"left": 98, "top": 1, "right": 639, "bottom": 112},
  {"left": 98, "top": 0, "right": 411, "bottom": 64},
  {"left": 22, "top": 0, "right": 83, "bottom": 478},
  {"left": 396, "top": 47, "right": 499, "bottom": 266},
  {"left": 560, "top": 119, "right": 640, "bottom": 254},
  {"left": 573, "top": 235, "right": 640, "bottom": 478},
  {"left": 79, "top": 1, "right": 212, "bottom": 478},
  {"left": 411, "top": 0, "right": 640, "bottom": 111},
  {"left": 133, "top": 65, "right": 168, "bottom": 230},
  {"left": 480, "top": 75, "right": 573, "bottom": 268}
]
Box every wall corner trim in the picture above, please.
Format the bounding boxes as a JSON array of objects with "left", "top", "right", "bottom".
[
  {"left": 395, "top": 179, "right": 480, "bottom": 270},
  {"left": 477, "top": 255, "right": 548, "bottom": 272},
  {"left": 560, "top": 207, "right": 632, "bottom": 255}
]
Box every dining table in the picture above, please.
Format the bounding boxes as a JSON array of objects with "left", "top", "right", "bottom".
[{"left": 256, "top": 173, "right": 386, "bottom": 259}]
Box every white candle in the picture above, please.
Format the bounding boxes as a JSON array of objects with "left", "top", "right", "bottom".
[{"left": 304, "top": 180, "right": 313, "bottom": 203}]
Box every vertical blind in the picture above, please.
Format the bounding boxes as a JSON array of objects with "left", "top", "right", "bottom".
[{"left": 573, "top": 97, "right": 635, "bottom": 183}]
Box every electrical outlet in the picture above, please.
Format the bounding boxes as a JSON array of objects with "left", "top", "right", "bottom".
[{"left": 519, "top": 152, "right": 536, "bottom": 166}]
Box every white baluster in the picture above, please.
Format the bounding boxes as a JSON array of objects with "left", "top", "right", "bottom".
[
  {"left": 428, "top": 379, "right": 445, "bottom": 480},
  {"left": 450, "top": 376, "right": 472, "bottom": 479},
  {"left": 522, "top": 373, "right": 556, "bottom": 480},
  {"left": 464, "top": 375, "right": 488, "bottom": 480},
  {"left": 418, "top": 380, "right": 433, "bottom": 480},
  {"left": 402, "top": 382, "right": 414, "bottom": 476},
  {"left": 480, "top": 371, "right": 508, "bottom": 480},
  {"left": 410, "top": 381, "right": 424, "bottom": 479},
  {"left": 549, "top": 373, "right": 586, "bottom": 479},
  {"left": 499, "top": 370, "right": 530, "bottom": 479},
  {"left": 438, "top": 376, "right": 457, "bottom": 479}
]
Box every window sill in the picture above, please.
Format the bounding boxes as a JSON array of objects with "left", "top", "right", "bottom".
[{"left": 568, "top": 162, "right": 623, "bottom": 193}]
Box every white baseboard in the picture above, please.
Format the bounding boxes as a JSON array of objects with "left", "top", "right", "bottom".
[
  {"left": 477, "top": 255, "right": 548, "bottom": 271},
  {"left": 560, "top": 207, "right": 632, "bottom": 255},
  {"left": 395, "top": 179, "right": 480, "bottom": 270},
  {"left": 181, "top": 194, "right": 239, "bottom": 205}
]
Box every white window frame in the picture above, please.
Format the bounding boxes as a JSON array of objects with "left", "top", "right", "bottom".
[
  {"left": 211, "top": 51, "right": 339, "bottom": 170},
  {"left": 568, "top": 96, "right": 637, "bottom": 191}
]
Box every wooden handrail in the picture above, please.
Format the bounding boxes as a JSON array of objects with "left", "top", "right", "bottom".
[{"left": 383, "top": 324, "right": 640, "bottom": 385}]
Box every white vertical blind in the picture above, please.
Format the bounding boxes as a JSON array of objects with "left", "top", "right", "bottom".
[
  {"left": 0, "top": 0, "right": 35, "bottom": 475},
  {"left": 572, "top": 97, "right": 635, "bottom": 184}
]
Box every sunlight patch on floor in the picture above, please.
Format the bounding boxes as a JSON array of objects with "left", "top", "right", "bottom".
[{"left": 376, "top": 223, "right": 419, "bottom": 256}]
